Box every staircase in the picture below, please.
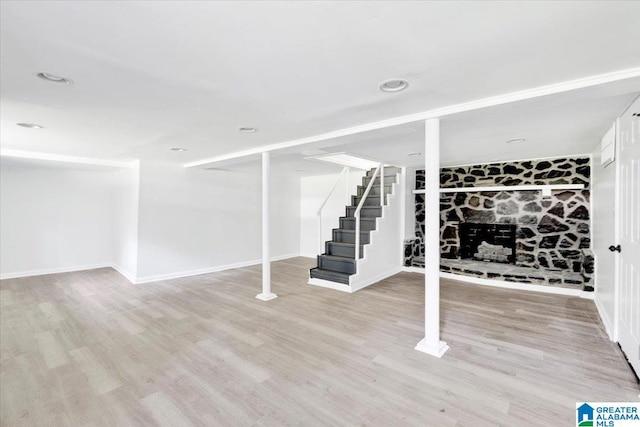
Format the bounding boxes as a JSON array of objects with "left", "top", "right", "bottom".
[{"left": 309, "top": 166, "right": 402, "bottom": 289}]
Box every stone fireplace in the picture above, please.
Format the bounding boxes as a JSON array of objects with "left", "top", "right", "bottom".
[
  {"left": 404, "top": 156, "right": 594, "bottom": 290},
  {"left": 459, "top": 223, "right": 516, "bottom": 264}
]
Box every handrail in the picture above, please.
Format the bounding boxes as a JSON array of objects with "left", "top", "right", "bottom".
[
  {"left": 317, "top": 167, "right": 349, "bottom": 254},
  {"left": 354, "top": 162, "right": 384, "bottom": 260}
]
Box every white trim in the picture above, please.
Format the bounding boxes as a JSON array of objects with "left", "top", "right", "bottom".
[
  {"left": 402, "top": 266, "right": 427, "bottom": 274},
  {"left": 110, "top": 264, "right": 136, "bottom": 284},
  {"left": 441, "top": 153, "right": 592, "bottom": 169},
  {"left": 299, "top": 253, "right": 318, "bottom": 259},
  {"left": 613, "top": 116, "right": 622, "bottom": 342},
  {"left": 415, "top": 338, "right": 449, "bottom": 358},
  {"left": 0, "top": 263, "right": 113, "bottom": 280},
  {"left": 413, "top": 184, "right": 585, "bottom": 194},
  {"left": 439, "top": 271, "right": 588, "bottom": 297},
  {"left": 255, "top": 293, "right": 278, "bottom": 301},
  {"left": 307, "top": 277, "right": 352, "bottom": 293},
  {"left": 131, "top": 253, "right": 300, "bottom": 284},
  {"left": 1, "top": 254, "right": 302, "bottom": 284},
  {"left": 184, "top": 68, "right": 640, "bottom": 168},
  {"left": 0, "top": 149, "right": 133, "bottom": 169},
  {"left": 595, "top": 298, "right": 615, "bottom": 341},
  {"left": 269, "top": 254, "right": 304, "bottom": 262},
  {"left": 350, "top": 266, "right": 403, "bottom": 292},
  {"left": 403, "top": 267, "right": 593, "bottom": 298}
]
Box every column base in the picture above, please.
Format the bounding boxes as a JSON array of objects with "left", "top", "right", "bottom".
[
  {"left": 255, "top": 292, "right": 278, "bottom": 301},
  {"left": 415, "top": 338, "right": 449, "bottom": 358}
]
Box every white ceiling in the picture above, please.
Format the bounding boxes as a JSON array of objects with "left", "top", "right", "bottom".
[{"left": 1, "top": 1, "right": 639, "bottom": 172}]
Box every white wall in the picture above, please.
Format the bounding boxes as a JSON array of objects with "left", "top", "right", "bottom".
[
  {"left": 591, "top": 144, "right": 617, "bottom": 339},
  {"left": 135, "top": 161, "right": 301, "bottom": 281},
  {"left": 299, "top": 170, "right": 365, "bottom": 258},
  {"left": 111, "top": 161, "right": 140, "bottom": 281},
  {"left": 0, "top": 164, "right": 115, "bottom": 278},
  {"left": 1, "top": 159, "right": 300, "bottom": 283},
  {"left": 404, "top": 167, "right": 417, "bottom": 239}
]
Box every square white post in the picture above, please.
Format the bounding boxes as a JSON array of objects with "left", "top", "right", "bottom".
[
  {"left": 256, "top": 152, "right": 277, "bottom": 301},
  {"left": 415, "top": 118, "right": 448, "bottom": 357}
]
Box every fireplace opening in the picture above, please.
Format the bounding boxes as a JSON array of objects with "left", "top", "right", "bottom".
[{"left": 459, "top": 223, "right": 516, "bottom": 264}]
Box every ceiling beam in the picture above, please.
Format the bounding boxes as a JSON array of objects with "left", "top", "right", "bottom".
[
  {"left": 184, "top": 67, "right": 640, "bottom": 169},
  {"left": 0, "top": 149, "right": 134, "bottom": 169}
]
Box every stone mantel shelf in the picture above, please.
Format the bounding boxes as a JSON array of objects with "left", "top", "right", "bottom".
[{"left": 412, "top": 183, "right": 585, "bottom": 195}]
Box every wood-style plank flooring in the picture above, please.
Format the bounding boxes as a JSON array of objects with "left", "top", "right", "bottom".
[{"left": 1, "top": 257, "right": 638, "bottom": 426}]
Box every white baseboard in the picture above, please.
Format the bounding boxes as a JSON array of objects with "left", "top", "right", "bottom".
[
  {"left": 134, "top": 253, "right": 302, "bottom": 284},
  {"left": 438, "top": 271, "right": 585, "bottom": 297},
  {"left": 271, "top": 253, "right": 305, "bottom": 262},
  {"left": 594, "top": 297, "right": 615, "bottom": 341},
  {"left": 0, "top": 263, "right": 112, "bottom": 280},
  {"left": 110, "top": 264, "right": 137, "bottom": 284},
  {"left": 307, "top": 277, "right": 352, "bottom": 293},
  {"left": 350, "top": 266, "right": 402, "bottom": 292},
  {"left": 402, "top": 266, "right": 426, "bottom": 274},
  {"left": 1, "top": 254, "right": 304, "bottom": 284},
  {"left": 299, "top": 253, "right": 318, "bottom": 259}
]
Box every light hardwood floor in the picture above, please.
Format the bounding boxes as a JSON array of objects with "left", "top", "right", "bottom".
[{"left": 1, "top": 257, "right": 638, "bottom": 426}]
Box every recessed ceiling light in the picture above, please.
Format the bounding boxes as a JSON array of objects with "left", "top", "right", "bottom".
[
  {"left": 408, "top": 152, "right": 421, "bottom": 157},
  {"left": 380, "top": 79, "right": 409, "bottom": 92},
  {"left": 16, "top": 123, "right": 43, "bottom": 129},
  {"left": 170, "top": 147, "right": 187, "bottom": 152},
  {"left": 238, "top": 127, "right": 257, "bottom": 133},
  {"left": 36, "top": 72, "right": 72, "bottom": 84},
  {"left": 506, "top": 138, "right": 526, "bottom": 144}
]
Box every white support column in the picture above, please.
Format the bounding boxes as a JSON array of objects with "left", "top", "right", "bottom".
[
  {"left": 256, "top": 152, "right": 278, "bottom": 302},
  {"left": 415, "top": 118, "right": 449, "bottom": 357}
]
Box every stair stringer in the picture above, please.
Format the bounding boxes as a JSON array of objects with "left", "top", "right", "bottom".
[{"left": 349, "top": 171, "right": 404, "bottom": 292}]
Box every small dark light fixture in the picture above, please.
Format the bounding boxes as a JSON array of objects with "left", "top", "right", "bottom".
[
  {"left": 408, "top": 152, "right": 421, "bottom": 157},
  {"left": 506, "top": 138, "right": 526, "bottom": 144},
  {"left": 16, "top": 123, "right": 43, "bottom": 129},
  {"left": 380, "top": 79, "right": 409, "bottom": 92},
  {"left": 170, "top": 147, "right": 187, "bottom": 152},
  {"left": 239, "top": 127, "right": 257, "bottom": 133},
  {"left": 36, "top": 72, "right": 72, "bottom": 84}
]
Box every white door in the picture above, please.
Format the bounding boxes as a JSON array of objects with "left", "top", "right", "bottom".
[
  {"left": 616, "top": 96, "right": 640, "bottom": 375},
  {"left": 592, "top": 134, "right": 617, "bottom": 337}
]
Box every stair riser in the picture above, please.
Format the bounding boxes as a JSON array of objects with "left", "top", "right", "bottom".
[
  {"left": 352, "top": 195, "right": 386, "bottom": 206},
  {"left": 309, "top": 268, "right": 350, "bottom": 284},
  {"left": 339, "top": 218, "right": 376, "bottom": 231},
  {"left": 365, "top": 168, "right": 401, "bottom": 178},
  {"left": 356, "top": 185, "right": 392, "bottom": 197},
  {"left": 333, "top": 230, "right": 370, "bottom": 244},
  {"left": 362, "top": 176, "right": 396, "bottom": 186},
  {"left": 318, "top": 256, "right": 356, "bottom": 274},
  {"left": 326, "top": 243, "right": 363, "bottom": 259},
  {"left": 345, "top": 206, "right": 382, "bottom": 218}
]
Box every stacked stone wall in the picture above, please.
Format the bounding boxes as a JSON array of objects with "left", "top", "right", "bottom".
[{"left": 406, "top": 157, "right": 592, "bottom": 276}]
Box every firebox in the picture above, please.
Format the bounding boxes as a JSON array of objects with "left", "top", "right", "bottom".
[{"left": 459, "top": 223, "right": 516, "bottom": 264}]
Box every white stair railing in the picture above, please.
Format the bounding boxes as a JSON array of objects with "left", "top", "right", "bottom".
[
  {"left": 354, "top": 163, "right": 384, "bottom": 260},
  {"left": 317, "top": 167, "right": 349, "bottom": 254}
]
